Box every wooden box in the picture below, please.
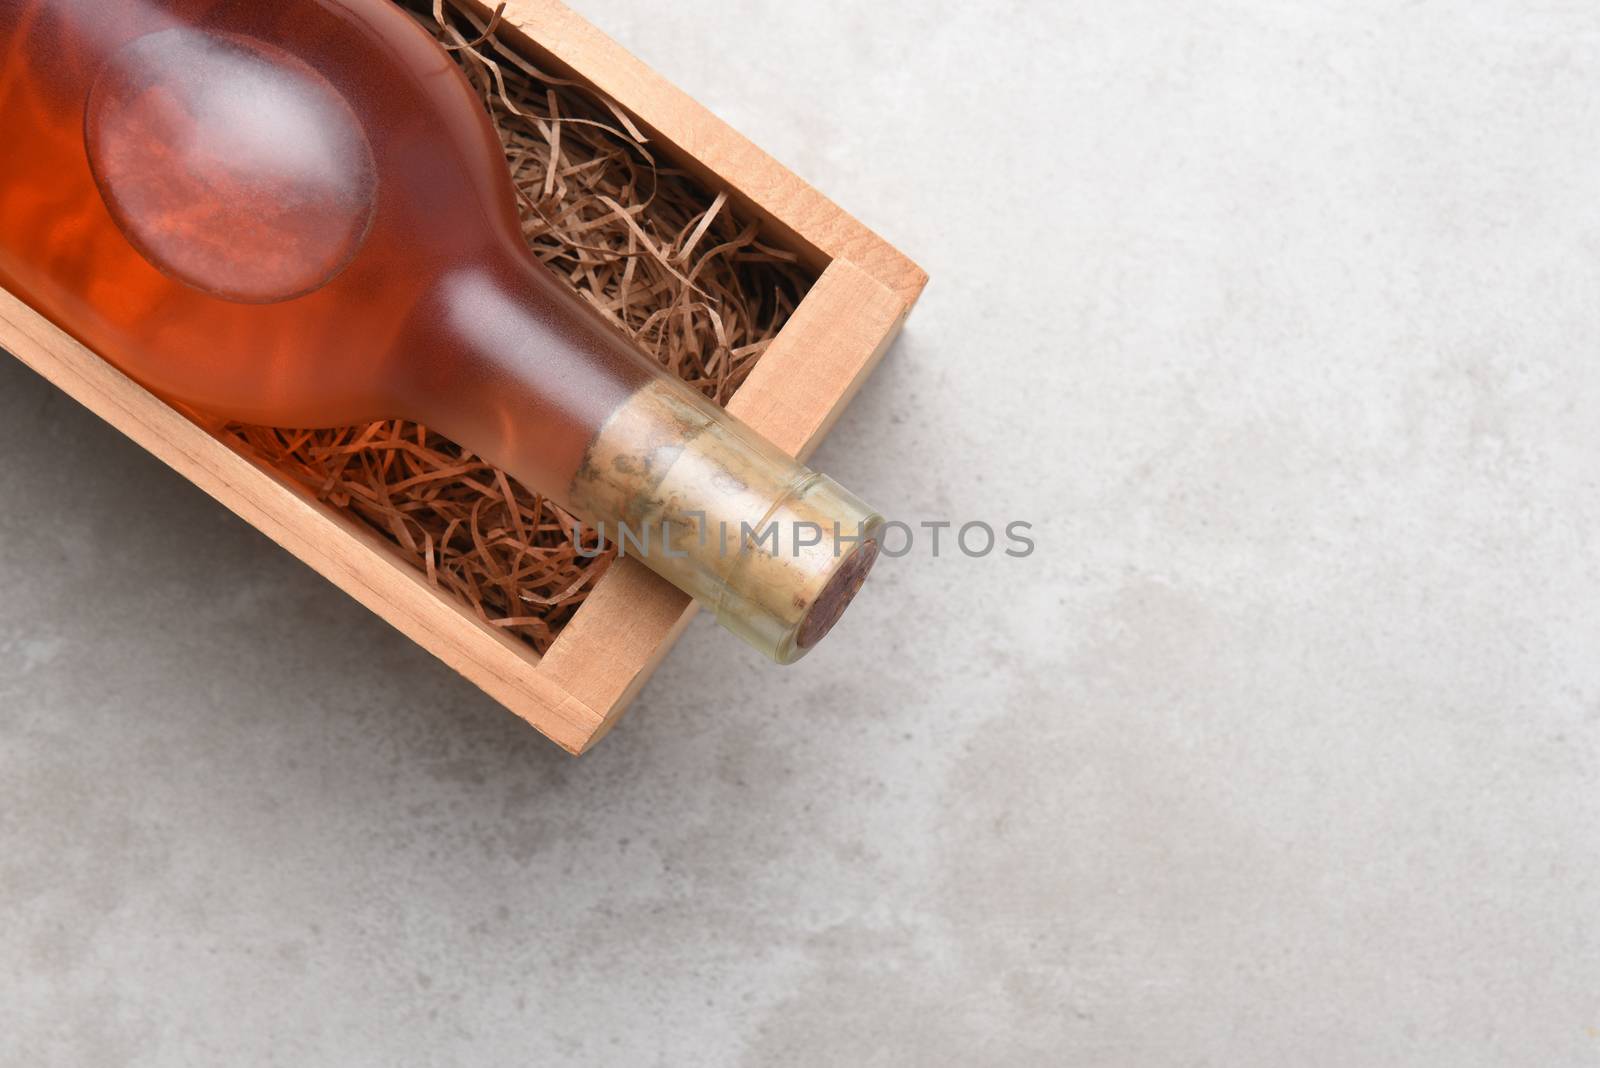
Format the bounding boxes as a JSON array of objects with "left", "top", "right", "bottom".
[{"left": 0, "top": 0, "right": 926, "bottom": 754}]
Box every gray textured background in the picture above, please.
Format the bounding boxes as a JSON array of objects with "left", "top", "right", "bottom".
[{"left": 4, "top": 1, "right": 1600, "bottom": 1064}]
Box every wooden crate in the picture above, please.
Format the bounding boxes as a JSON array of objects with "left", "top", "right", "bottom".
[{"left": 0, "top": 0, "right": 927, "bottom": 754}]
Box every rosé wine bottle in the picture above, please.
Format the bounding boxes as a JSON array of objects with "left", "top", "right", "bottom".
[{"left": 0, "top": 0, "right": 885, "bottom": 662}]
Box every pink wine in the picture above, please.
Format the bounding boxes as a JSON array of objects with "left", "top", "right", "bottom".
[{"left": 0, "top": 0, "right": 884, "bottom": 662}]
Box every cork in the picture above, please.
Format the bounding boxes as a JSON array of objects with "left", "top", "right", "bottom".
[{"left": 570, "top": 378, "right": 884, "bottom": 663}]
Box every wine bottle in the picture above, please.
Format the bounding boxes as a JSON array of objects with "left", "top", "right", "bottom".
[{"left": 0, "top": 0, "right": 884, "bottom": 663}]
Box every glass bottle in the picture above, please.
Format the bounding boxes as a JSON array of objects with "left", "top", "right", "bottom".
[{"left": 0, "top": 0, "right": 884, "bottom": 662}]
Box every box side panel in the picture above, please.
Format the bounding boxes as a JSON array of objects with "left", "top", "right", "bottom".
[{"left": 724, "top": 260, "right": 912, "bottom": 461}]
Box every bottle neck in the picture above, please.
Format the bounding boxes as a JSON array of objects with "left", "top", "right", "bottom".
[{"left": 398, "top": 248, "right": 654, "bottom": 509}]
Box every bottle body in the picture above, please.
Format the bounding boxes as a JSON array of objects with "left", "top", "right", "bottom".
[{"left": 0, "top": 0, "right": 882, "bottom": 661}]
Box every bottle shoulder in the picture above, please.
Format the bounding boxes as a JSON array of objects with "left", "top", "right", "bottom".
[{"left": 0, "top": 0, "right": 532, "bottom": 425}]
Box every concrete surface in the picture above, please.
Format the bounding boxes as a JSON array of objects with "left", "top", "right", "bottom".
[{"left": 4, "top": 1, "right": 1600, "bottom": 1064}]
